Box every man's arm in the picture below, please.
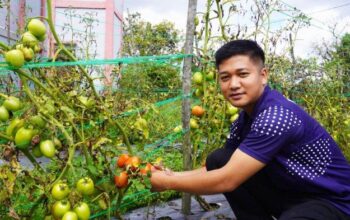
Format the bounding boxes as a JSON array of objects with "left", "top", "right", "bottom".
[
  {"left": 151, "top": 149, "right": 265, "bottom": 195},
  {"left": 171, "top": 167, "right": 206, "bottom": 177}
]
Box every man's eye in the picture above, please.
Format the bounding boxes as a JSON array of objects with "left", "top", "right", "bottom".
[
  {"left": 220, "top": 76, "right": 229, "bottom": 81},
  {"left": 240, "top": 72, "right": 249, "bottom": 77}
]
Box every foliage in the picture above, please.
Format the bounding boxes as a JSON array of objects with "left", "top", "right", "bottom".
[
  {"left": 118, "top": 62, "right": 182, "bottom": 102},
  {"left": 122, "top": 12, "right": 181, "bottom": 56}
]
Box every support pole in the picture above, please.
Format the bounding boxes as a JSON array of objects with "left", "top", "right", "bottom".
[{"left": 181, "top": 0, "right": 197, "bottom": 215}]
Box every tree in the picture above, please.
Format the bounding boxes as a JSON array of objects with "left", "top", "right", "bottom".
[{"left": 122, "top": 12, "right": 181, "bottom": 56}]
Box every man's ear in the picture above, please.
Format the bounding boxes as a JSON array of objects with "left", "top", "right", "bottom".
[{"left": 261, "top": 67, "right": 268, "bottom": 86}]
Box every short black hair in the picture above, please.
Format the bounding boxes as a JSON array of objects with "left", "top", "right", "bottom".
[{"left": 215, "top": 40, "right": 265, "bottom": 68}]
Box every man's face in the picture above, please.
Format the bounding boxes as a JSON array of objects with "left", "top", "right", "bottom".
[{"left": 218, "top": 55, "right": 268, "bottom": 114}]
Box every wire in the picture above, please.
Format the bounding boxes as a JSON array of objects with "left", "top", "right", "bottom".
[{"left": 307, "top": 1, "right": 350, "bottom": 15}]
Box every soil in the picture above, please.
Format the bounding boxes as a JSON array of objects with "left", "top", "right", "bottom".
[{"left": 123, "top": 194, "right": 236, "bottom": 220}]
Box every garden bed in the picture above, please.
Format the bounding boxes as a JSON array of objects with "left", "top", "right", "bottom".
[{"left": 123, "top": 194, "right": 236, "bottom": 220}]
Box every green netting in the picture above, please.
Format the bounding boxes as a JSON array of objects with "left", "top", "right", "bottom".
[{"left": 0, "top": 54, "right": 191, "bottom": 71}]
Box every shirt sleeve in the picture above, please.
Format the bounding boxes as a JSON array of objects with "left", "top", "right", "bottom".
[{"left": 239, "top": 105, "right": 303, "bottom": 163}]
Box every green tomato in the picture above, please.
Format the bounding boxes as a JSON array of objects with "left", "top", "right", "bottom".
[
  {"left": 53, "top": 137, "right": 63, "bottom": 150},
  {"left": 14, "top": 127, "right": 34, "bottom": 149},
  {"left": 22, "top": 47, "right": 34, "bottom": 61},
  {"left": 192, "top": 72, "right": 203, "bottom": 85},
  {"left": 98, "top": 198, "right": 107, "bottom": 210},
  {"left": 73, "top": 202, "right": 90, "bottom": 220},
  {"left": 52, "top": 200, "right": 71, "bottom": 219},
  {"left": 33, "top": 44, "right": 41, "bottom": 53},
  {"left": 230, "top": 114, "right": 239, "bottom": 123},
  {"left": 0, "top": 105, "right": 10, "bottom": 122},
  {"left": 227, "top": 105, "right": 239, "bottom": 116},
  {"left": 43, "top": 102, "right": 56, "bottom": 115},
  {"left": 22, "top": 31, "right": 38, "bottom": 47},
  {"left": 40, "top": 140, "right": 56, "bottom": 158},
  {"left": 3, "top": 96, "right": 22, "bottom": 112},
  {"left": 5, "top": 50, "right": 25, "bottom": 68},
  {"left": 62, "top": 211, "right": 78, "bottom": 220},
  {"left": 76, "top": 177, "right": 94, "bottom": 196},
  {"left": 32, "top": 145, "right": 43, "bottom": 157},
  {"left": 173, "top": 125, "right": 182, "bottom": 133},
  {"left": 190, "top": 118, "right": 199, "bottom": 129},
  {"left": 77, "top": 96, "right": 95, "bottom": 109},
  {"left": 51, "top": 182, "right": 70, "bottom": 200},
  {"left": 30, "top": 115, "right": 46, "bottom": 128},
  {"left": 16, "top": 44, "right": 24, "bottom": 50},
  {"left": 28, "top": 19, "right": 46, "bottom": 38},
  {"left": 6, "top": 118, "right": 24, "bottom": 137},
  {"left": 206, "top": 71, "right": 215, "bottom": 81},
  {"left": 194, "top": 88, "right": 203, "bottom": 97},
  {"left": 37, "top": 34, "right": 47, "bottom": 42},
  {"left": 134, "top": 118, "right": 148, "bottom": 130}
]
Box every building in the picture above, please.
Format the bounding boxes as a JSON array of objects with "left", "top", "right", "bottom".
[{"left": 0, "top": 0, "right": 123, "bottom": 86}]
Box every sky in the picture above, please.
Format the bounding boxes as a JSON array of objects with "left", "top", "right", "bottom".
[{"left": 123, "top": 0, "right": 350, "bottom": 58}]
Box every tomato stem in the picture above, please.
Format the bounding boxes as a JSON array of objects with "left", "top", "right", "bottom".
[
  {"left": 0, "top": 41, "right": 9, "bottom": 50},
  {"left": 0, "top": 132, "right": 13, "bottom": 141},
  {"left": 21, "top": 149, "right": 44, "bottom": 171}
]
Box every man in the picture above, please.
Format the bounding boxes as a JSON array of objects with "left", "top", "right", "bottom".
[{"left": 150, "top": 40, "right": 350, "bottom": 220}]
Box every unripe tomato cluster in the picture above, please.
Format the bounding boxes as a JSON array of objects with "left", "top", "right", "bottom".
[
  {"left": 226, "top": 104, "right": 239, "bottom": 122},
  {"left": 3, "top": 19, "right": 46, "bottom": 68},
  {"left": 0, "top": 95, "right": 66, "bottom": 158},
  {"left": 114, "top": 154, "right": 153, "bottom": 188},
  {"left": 50, "top": 178, "right": 93, "bottom": 220}
]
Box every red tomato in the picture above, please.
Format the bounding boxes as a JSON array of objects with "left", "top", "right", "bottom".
[
  {"left": 114, "top": 172, "right": 128, "bottom": 188},
  {"left": 116, "top": 154, "right": 130, "bottom": 168},
  {"left": 191, "top": 105, "right": 205, "bottom": 117},
  {"left": 125, "top": 156, "right": 141, "bottom": 171},
  {"left": 140, "top": 163, "right": 153, "bottom": 175}
]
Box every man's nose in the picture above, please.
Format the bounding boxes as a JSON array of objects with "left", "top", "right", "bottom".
[{"left": 229, "top": 76, "right": 240, "bottom": 90}]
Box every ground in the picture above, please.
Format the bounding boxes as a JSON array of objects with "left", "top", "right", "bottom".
[{"left": 123, "top": 194, "right": 236, "bottom": 220}]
